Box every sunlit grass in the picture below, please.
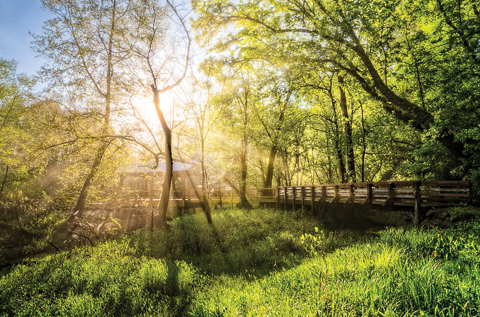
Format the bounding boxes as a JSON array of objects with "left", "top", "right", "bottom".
[{"left": 1, "top": 207, "right": 480, "bottom": 316}]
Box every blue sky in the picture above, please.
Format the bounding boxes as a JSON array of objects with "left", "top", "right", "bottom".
[{"left": 0, "top": 0, "right": 53, "bottom": 76}]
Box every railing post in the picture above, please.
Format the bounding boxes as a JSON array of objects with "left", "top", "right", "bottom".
[
  {"left": 219, "top": 187, "right": 223, "bottom": 210},
  {"left": 144, "top": 177, "right": 148, "bottom": 200},
  {"left": 119, "top": 174, "right": 125, "bottom": 213},
  {"left": 414, "top": 181, "right": 422, "bottom": 226},
  {"left": 301, "top": 186, "right": 305, "bottom": 212},
  {"left": 469, "top": 181, "right": 473, "bottom": 205},
  {"left": 332, "top": 185, "right": 339, "bottom": 203},
  {"left": 383, "top": 183, "right": 395, "bottom": 207},
  {"left": 362, "top": 183, "right": 373, "bottom": 205},
  {"left": 311, "top": 186, "right": 315, "bottom": 213},
  {"left": 181, "top": 185, "right": 185, "bottom": 215},
  {"left": 149, "top": 178, "right": 153, "bottom": 207},
  {"left": 276, "top": 187, "right": 280, "bottom": 210},
  {"left": 284, "top": 187, "right": 287, "bottom": 211},
  {"left": 348, "top": 184, "right": 354, "bottom": 203},
  {"left": 292, "top": 187, "right": 296, "bottom": 210},
  {"left": 321, "top": 186, "right": 326, "bottom": 203}
]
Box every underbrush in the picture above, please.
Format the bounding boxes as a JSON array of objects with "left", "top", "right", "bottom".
[
  {"left": 1, "top": 207, "right": 479, "bottom": 316},
  {"left": 127, "top": 208, "right": 356, "bottom": 276}
]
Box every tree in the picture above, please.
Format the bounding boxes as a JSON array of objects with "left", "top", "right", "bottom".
[
  {"left": 0, "top": 59, "right": 35, "bottom": 197},
  {"left": 193, "top": 0, "right": 480, "bottom": 187},
  {"left": 32, "top": 0, "right": 135, "bottom": 219},
  {"left": 204, "top": 60, "right": 258, "bottom": 209},
  {"left": 33, "top": 0, "right": 195, "bottom": 227},
  {"left": 250, "top": 66, "right": 298, "bottom": 189},
  {"left": 128, "top": 0, "right": 194, "bottom": 226},
  {"left": 176, "top": 72, "right": 226, "bottom": 217}
]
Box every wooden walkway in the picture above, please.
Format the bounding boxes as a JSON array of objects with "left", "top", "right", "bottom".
[
  {"left": 104, "top": 180, "right": 471, "bottom": 225},
  {"left": 117, "top": 188, "right": 276, "bottom": 209},
  {"left": 277, "top": 180, "right": 472, "bottom": 224}
]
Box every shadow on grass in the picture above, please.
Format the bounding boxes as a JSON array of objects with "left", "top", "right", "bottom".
[
  {"left": 317, "top": 204, "right": 410, "bottom": 232},
  {"left": 163, "top": 258, "right": 192, "bottom": 317},
  {"left": 129, "top": 206, "right": 407, "bottom": 316}
]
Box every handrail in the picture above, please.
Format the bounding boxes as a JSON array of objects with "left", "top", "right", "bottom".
[{"left": 277, "top": 181, "right": 471, "bottom": 225}]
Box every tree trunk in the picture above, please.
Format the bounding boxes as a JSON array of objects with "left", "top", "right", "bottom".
[
  {"left": 200, "top": 131, "right": 212, "bottom": 223},
  {"left": 329, "top": 99, "right": 346, "bottom": 183},
  {"left": 71, "top": 5, "right": 116, "bottom": 220},
  {"left": 337, "top": 75, "right": 356, "bottom": 183},
  {"left": 0, "top": 165, "right": 9, "bottom": 197},
  {"left": 360, "top": 102, "right": 367, "bottom": 182},
  {"left": 152, "top": 86, "right": 173, "bottom": 227},
  {"left": 72, "top": 141, "right": 110, "bottom": 219},
  {"left": 259, "top": 145, "right": 277, "bottom": 207},
  {"left": 333, "top": 126, "right": 346, "bottom": 183},
  {"left": 237, "top": 91, "right": 252, "bottom": 210},
  {"left": 264, "top": 145, "right": 277, "bottom": 188},
  {"left": 238, "top": 141, "right": 253, "bottom": 209}
]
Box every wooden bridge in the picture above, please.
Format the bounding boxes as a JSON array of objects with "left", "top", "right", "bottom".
[
  {"left": 277, "top": 180, "right": 472, "bottom": 225},
  {"left": 117, "top": 188, "right": 277, "bottom": 210},
  {"left": 110, "top": 180, "right": 471, "bottom": 225}
]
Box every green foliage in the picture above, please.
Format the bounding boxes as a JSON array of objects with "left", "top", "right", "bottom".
[
  {"left": 128, "top": 208, "right": 321, "bottom": 276},
  {"left": 3, "top": 207, "right": 480, "bottom": 316},
  {"left": 193, "top": 0, "right": 480, "bottom": 188},
  {"left": 0, "top": 240, "right": 205, "bottom": 316},
  {"left": 191, "top": 211, "right": 480, "bottom": 316},
  {"left": 300, "top": 227, "right": 359, "bottom": 258}
]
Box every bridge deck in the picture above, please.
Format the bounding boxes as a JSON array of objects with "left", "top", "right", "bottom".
[
  {"left": 278, "top": 180, "right": 471, "bottom": 225},
  {"left": 93, "top": 180, "right": 471, "bottom": 225},
  {"left": 278, "top": 181, "right": 471, "bottom": 208}
]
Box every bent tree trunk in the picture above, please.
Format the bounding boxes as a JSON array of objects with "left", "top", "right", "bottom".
[
  {"left": 71, "top": 140, "right": 110, "bottom": 220},
  {"left": 152, "top": 86, "right": 173, "bottom": 227}
]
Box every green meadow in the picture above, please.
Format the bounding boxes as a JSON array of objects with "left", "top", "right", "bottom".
[{"left": 1, "top": 207, "right": 480, "bottom": 316}]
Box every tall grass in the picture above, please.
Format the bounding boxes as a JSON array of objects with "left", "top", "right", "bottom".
[
  {"left": 1, "top": 207, "right": 480, "bottom": 316},
  {"left": 190, "top": 218, "right": 480, "bottom": 316}
]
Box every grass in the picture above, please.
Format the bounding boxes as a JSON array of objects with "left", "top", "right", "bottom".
[{"left": 1, "top": 207, "right": 480, "bottom": 316}]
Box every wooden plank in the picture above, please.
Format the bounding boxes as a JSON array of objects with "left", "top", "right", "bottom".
[
  {"left": 421, "top": 197, "right": 470, "bottom": 202},
  {"left": 421, "top": 193, "right": 471, "bottom": 198},
  {"left": 421, "top": 180, "right": 470, "bottom": 186}
]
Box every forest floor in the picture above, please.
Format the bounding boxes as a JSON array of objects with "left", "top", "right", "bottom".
[{"left": 1, "top": 206, "right": 479, "bottom": 316}]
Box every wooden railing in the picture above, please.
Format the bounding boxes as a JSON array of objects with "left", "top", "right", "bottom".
[
  {"left": 278, "top": 181, "right": 472, "bottom": 224},
  {"left": 116, "top": 187, "right": 277, "bottom": 208},
  {"left": 278, "top": 181, "right": 471, "bottom": 206},
  {"left": 208, "top": 188, "right": 277, "bottom": 208},
  {"left": 105, "top": 180, "right": 471, "bottom": 225}
]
